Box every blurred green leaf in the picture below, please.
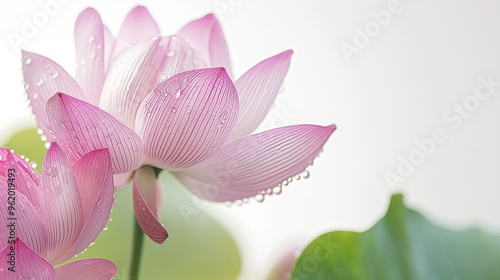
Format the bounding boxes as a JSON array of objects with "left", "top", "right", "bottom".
[
  {"left": 3, "top": 128, "right": 241, "bottom": 279},
  {"left": 3, "top": 127, "right": 45, "bottom": 172},
  {"left": 291, "top": 194, "right": 500, "bottom": 280}
]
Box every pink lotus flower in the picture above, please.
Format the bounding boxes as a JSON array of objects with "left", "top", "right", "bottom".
[
  {"left": 0, "top": 145, "right": 116, "bottom": 279},
  {"left": 22, "top": 6, "right": 336, "bottom": 244}
]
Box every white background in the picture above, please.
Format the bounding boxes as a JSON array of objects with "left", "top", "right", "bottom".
[{"left": 1, "top": 0, "right": 500, "bottom": 279}]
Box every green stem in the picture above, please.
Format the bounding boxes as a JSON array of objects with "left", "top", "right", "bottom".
[{"left": 128, "top": 216, "right": 145, "bottom": 280}]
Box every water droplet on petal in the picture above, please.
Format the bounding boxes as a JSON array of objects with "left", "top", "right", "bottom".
[
  {"left": 33, "top": 93, "right": 39, "bottom": 99},
  {"left": 174, "top": 90, "right": 181, "bottom": 99},
  {"left": 35, "top": 77, "right": 44, "bottom": 86},
  {"left": 273, "top": 185, "right": 283, "bottom": 195},
  {"left": 170, "top": 106, "right": 177, "bottom": 113},
  {"left": 167, "top": 50, "right": 176, "bottom": 57},
  {"left": 24, "top": 56, "right": 32, "bottom": 65},
  {"left": 46, "top": 65, "right": 59, "bottom": 78},
  {"left": 88, "top": 35, "right": 95, "bottom": 42},
  {"left": 51, "top": 182, "right": 62, "bottom": 196},
  {"left": 97, "top": 199, "right": 103, "bottom": 212},
  {"left": 254, "top": 193, "right": 265, "bottom": 203}
]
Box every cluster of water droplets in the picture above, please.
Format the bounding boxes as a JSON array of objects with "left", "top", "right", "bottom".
[
  {"left": 17, "top": 152, "right": 38, "bottom": 171},
  {"left": 225, "top": 169, "right": 311, "bottom": 207},
  {"left": 22, "top": 51, "right": 63, "bottom": 150}
]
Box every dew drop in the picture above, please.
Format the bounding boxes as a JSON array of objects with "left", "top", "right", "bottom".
[
  {"left": 273, "top": 185, "right": 283, "bottom": 195},
  {"left": 24, "top": 56, "right": 32, "bottom": 65},
  {"left": 24, "top": 83, "right": 30, "bottom": 90},
  {"left": 35, "top": 77, "right": 44, "bottom": 86},
  {"left": 46, "top": 65, "right": 59, "bottom": 78},
  {"left": 220, "top": 113, "right": 228, "bottom": 122},
  {"left": 45, "top": 166, "right": 58, "bottom": 177},
  {"left": 96, "top": 44, "right": 102, "bottom": 49},
  {"left": 51, "top": 182, "right": 62, "bottom": 196},
  {"left": 33, "top": 93, "right": 39, "bottom": 99},
  {"left": 167, "top": 50, "right": 176, "bottom": 57},
  {"left": 88, "top": 35, "right": 95, "bottom": 43},
  {"left": 97, "top": 199, "right": 103, "bottom": 212},
  {"left": 174, "top": 90, "right": 181, "bottom": 99},
  {"left": 302, "top": 170, "right": 310, "bottom": 179},
  {"left": 254, "top": 193, "right": 265, "bottom": 203},
  {"left": 170, "top": 106, "right": 177, "bottom": 113}
]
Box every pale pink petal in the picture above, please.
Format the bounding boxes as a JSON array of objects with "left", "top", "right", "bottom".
[
  {"left": 46, "top": 93, "right": 144, "bottom": 174},
  {"left": 114, "top": 172, "right": 132, "bottom": 189},
  {"left": 99, "top": 38, "right": 167, "bottom": 129},
  {"left": 113, "top": 6, "right": 160, "bottom": 58},
  {"left": 133, "top": 166, "right": 168, "bottom": 244},
  {"left": 56, "top": 258, "right": 117, "bottom": 280},
  {"left": 181, "top": 124, "right": 336, "bottom": 202},
  {"left": 40, "top": 142, "right": 83, "bottom": 263},
  {"left": 157, "top": 36, "right": 207, "bottom": 82},
  {"left": 64, "top": 149, "right": 114, "bottom": 260},
  {"left": 178, "top": 14, "right": 233, "bottom": 77},
  {"left": 229, "top": 50, "right": 293, "bottom": 141},
  {"left": 0, "top": 180, "right": 47, "bottom": 256},
  {"left": 0, "top": 238, "right": 55, "bottom": 279},
  {"left": 103, "top": 25, "right": 115, "bottom": 72},
  {"left": 136, "top": 68, "right": 239, "bottom": 170},
  {"left": 22, "top": 51, "right": 87, "bottom": 142},
  {"left": 74, "top": 8, "right": 105, "bottom": 105},
  {"left": 72, "top": 149, "right": 113, "bottom": 219}
]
